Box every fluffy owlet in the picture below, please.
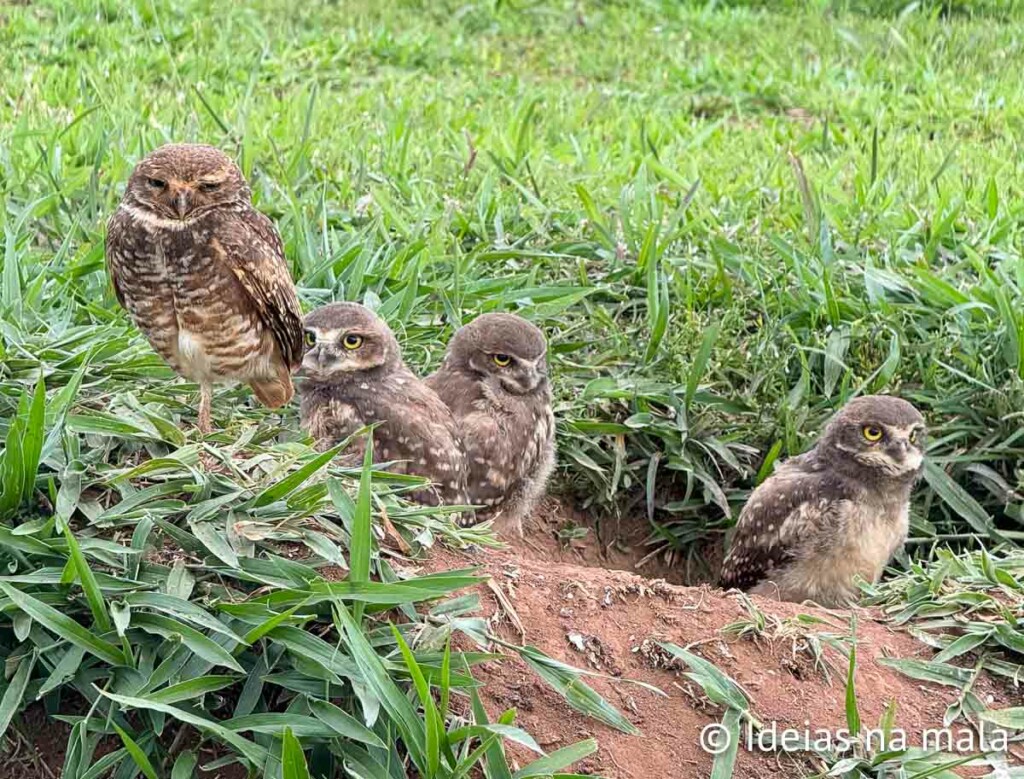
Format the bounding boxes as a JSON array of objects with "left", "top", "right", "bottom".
[
  {"left": 298, "top": 303, "right": 467, "bottom": 507},
  {"left": 720, "top": 395, "right": 926, "bottom": 607},
  {"left": 425, "top": 313, "right": 555, "bottom": 536},
  {"left": 105, "top": 144, "right": 304, "bottom": 433}
]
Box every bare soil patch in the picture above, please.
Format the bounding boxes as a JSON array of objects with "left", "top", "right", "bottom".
[{"left": 418, "top": 501, "right": 1019, "bottom": 778}]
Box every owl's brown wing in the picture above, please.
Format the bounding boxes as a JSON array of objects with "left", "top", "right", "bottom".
[
  {"left": 424, "top": 366, "right": 484, "bottom": 417},
  {"left": 214, "top": 208, "right": 304, "bottom": 370},
  {"left": 104, "top": 208, "right": 132, "bottom": 309},
  {"left": 719, "top": 459, "right": 852, "bottom": 591},
  {"left": 374, "top": 375, "right": 467, "bottom": 505}
]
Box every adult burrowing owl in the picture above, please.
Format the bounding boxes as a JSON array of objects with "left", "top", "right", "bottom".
[
  {"left": 720, "top": 395, "right": 926, "bottom": 607},
  {"left": 298, "top": 303, "right": 467, "bottom": 506},
  {"left": 106, "top": 144, "right": 303, "bottom": 433},
  {"left": 425, "top": 313, "right": 555, "bottom": 536}
]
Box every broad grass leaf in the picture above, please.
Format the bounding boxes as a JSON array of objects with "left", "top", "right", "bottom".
[
  {"left": 133, "top": 613, "right": 243, "bottom": 672},
  {"left": 150, "top": 675, "right": 240, "bottom": 705},
  {"left": 0, "top": 582, "right": 125, "bottom": 666},
  {"left": 38, "top": 644, "right": 85, "bottom": 697},
  {"left": 307, "top": 698, "right": 386, "bottom": 749},
  {"left": 933, "top": 631, "right": 992, "bottom": 664},
  {"left": 392, "top": 624, "right": 443, "bottom": 777},
  {"left": 513, "top": 739, "right": 598, "bottom": 778},
  {"left": 99, "top": 689, "right": 268, "bottom": 766},
  {"left": 223, "top": 713, "right": 335, "bottom": 737},
  {"left": 660, "top": 643, "right": 748, "bottom": 712},
  {"left": 350, "top": 444, "right": 374, "bottom": 623},
  {"left": 710, "top": 708, "right": 741, "bottom": 779},
  {"left": 282, "top": 727, "right": 311, "bottom": 779},
  {"left": 979, "top": 708, "right": 1024, "bottom": 729},
  {"left": 20, "top": 374, "right": 46, "bottom": 502},
  {"left": 251, "top": 442, "right": 345, "bottom": 508},
  {"left": 190, "top": 519, "right": 240, "bottom": 567},
  {"left": 517, "top": 645, "right": 638, "bottom": 735},
  {"left": 923, "top": 461, "right": 1006, "bottom": 543},
  {"left": 171, "top": 752, "right": 198, "bottom": 779},
  {"left": 63, "top": 525, "right": 112, "bottom": 633},
  {"left": 448, "top": 724, "right": 543, "bottom": 754},
  {"left": 125, "top": 592, "right": 246, "bottom": 643},
  {"left": 845, "top": 641, "right": 860, "bottom": 736},
  {"left": 470, "top": 685, "right": 514, "bottom": 779},
  {"left": 113, "top": 724, "right": 159, "bottom": 779},
  {"left": 0, "top": 651, "right": 35, "bottom": 739},
  {"left": 685, "top": 323, "right": 720, "bottom": 410},
  {"left": 878, "top": 658, "right": 973, "bottom": 687},
  {"left": 333, "top": 602, "right": 427, "bottom": 772}
]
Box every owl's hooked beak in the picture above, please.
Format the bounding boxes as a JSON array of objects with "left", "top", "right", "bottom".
[
  {"left": 298, "top": 345, "right": 335, "bottom": 379},
  {"left": 527, "top": 358, "right": 548, "bottom": 391},
  {"left": 172, "top": 187, "right": 193, "bottom": 219}
]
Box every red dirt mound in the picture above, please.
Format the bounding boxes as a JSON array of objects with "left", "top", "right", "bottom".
[{"left": 418, "top": 503, "right": 1019, "bottom": 778}]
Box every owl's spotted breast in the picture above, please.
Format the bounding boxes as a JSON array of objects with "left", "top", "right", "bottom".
[{"left": 108, "top": 206, "right": 274, "bottom": 383}]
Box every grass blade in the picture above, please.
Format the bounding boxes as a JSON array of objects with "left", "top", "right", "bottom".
[
  {"left": 0, "top": 651, "right": 35, "bottom": 739},
  {"left": 282, "top": 726, "right": 311, "bottom": 779},
  {"left": 0, "top": 582, "right": 125, "bottom": 666},
  {"left": 113, "top": 724, "right": 158, "bottom": 779}
]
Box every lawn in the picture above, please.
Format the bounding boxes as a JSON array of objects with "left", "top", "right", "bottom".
[{"left": 1, "top": 0, "right": 1024, "bottom": 777}]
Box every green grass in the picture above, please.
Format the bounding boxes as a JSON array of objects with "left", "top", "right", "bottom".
[{"left": 3, "top": 0, "right": 1024, "bottom": 775}]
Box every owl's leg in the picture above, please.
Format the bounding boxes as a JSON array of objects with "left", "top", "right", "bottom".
[{"left": 198, "top": 382, "right": 213, "bottom": 435}]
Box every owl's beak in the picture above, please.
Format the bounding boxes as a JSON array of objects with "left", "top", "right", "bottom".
[
  {"left": 173, "top": 189, "right": 193, "bottom": 219},
  {"left": 297, "top": 346, "right": 331, "bottom": 376},
  {"left": 525, "top": 366, "right": 545, "bottom": 392},
  {"left": 529, "top": 359, "right": 548, "bottom": 390},
  {"left": 891, "top": 438, "right": 910, "bottom": 459}
]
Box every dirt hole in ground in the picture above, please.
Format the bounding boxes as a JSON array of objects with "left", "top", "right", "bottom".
[
  {"left": 417, "top": 499, "right": 1020, "bottom": 778},
  {"left": 522, "top": 497, "right": 721, "bottom": 587}
]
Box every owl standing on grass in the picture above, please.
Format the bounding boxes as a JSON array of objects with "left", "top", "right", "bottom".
[
  {"left": 426, "top": 313, "right": 556, "bottom": 536},
  {"left": 298, "top": 303, "right": 467, "bottom": 507},
  {"left": 105, "top": 144, "right": 304, "bottom": 434},
  {"left": 720, "top": 395, "right": 926, "bottom": 607}
]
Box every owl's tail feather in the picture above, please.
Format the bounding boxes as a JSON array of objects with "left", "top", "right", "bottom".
[{"left": 250, "top": 372, "right": 294, "bottom": 409}]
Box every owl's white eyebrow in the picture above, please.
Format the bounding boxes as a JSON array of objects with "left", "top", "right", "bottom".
[
  {"left": 121, "top": 204, "right": 196, "bottom": 230},
  {"left": 308, "top": 328, "right": 339, "bottom": 341},
  {"left": 890, "top": 423, "right": 922, "bottom": 435}
]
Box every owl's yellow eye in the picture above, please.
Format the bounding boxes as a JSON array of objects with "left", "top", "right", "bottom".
[
  {"left": 147, "top": 177, "right": 166, "bottom": 190},
  {"left": 863, "top": 425, "right": 883, "bottom": 442},
  {"left": 343, "top": 334, "right": 363, "bottom": 350},
  {"left": 199, "top": 181, "right": 221, "bottom": 193},
  {"left": 909, "top": 429, "right": 921, "bottom": 446},
  {"left": 493, "top": 353, "right": 511, "bottom": 367},
  {"left": 303, "top": 330, "right": 316, "bottom": 348}
]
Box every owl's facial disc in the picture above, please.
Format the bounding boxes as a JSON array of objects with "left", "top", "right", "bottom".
[
  {"left": 474, "top": 350, "right": 547, "bottom": 395},
  {"left": 145, "top": 170, "right": 237, "bottom": 219},
  {"left": 299, "top": 327, "right": 388, "bottom": 379},
  {"left": 843, "top": 421, "right": 926, "bottom": 477},
  {"left": 128, "top": 149, "right": 243, "bottom": 221}
]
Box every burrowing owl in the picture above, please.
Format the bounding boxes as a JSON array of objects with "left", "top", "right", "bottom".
[
  {"left": 298, "top": 303, "right": 467, "bottom": 506},
  {"left": 105, "top": 144, "right": 303, "bottom": 434},
  {"left": 425, "top": 313, "right": 555, "bottom": 536},
  {"left": 720, "top": 395, "right": 926, "bottom": 607}
]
